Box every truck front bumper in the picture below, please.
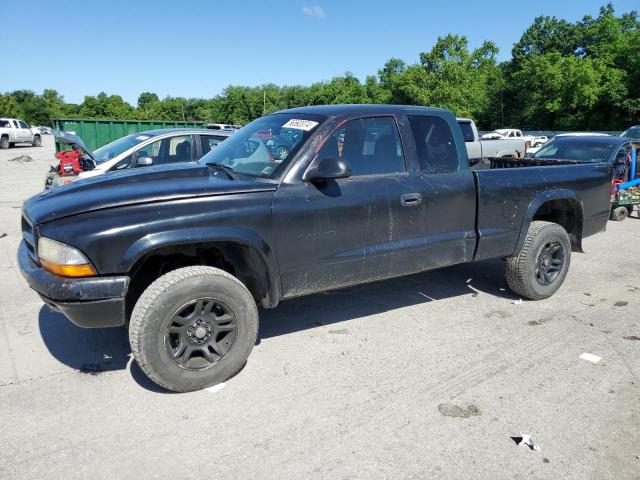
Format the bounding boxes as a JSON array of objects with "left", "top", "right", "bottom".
[{"left": 18, "top": 241, "right": 129, "bottom": 328}]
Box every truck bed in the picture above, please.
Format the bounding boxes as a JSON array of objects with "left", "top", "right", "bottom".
[{"left": 471, "top": 158, "right": 614, "bottom": 261}]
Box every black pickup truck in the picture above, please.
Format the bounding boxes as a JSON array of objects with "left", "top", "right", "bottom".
[{"left": 19, "top": 105, "right": 614, "bottom": 392}]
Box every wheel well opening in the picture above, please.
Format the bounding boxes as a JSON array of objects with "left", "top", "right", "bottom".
[
  {"left": 532, "top": 198, "right": 582, "bottom": 251},
  {"left": 125, "top": 242, "right": 269, "bottom": 321}
]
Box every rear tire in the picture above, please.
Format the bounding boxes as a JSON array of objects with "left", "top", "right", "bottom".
[
  {"left": 0, "top": 137, "right": 8, "bottom": 149},
  {"left": 32, "top": 135, "right": 41, "bottom": 147},
  {"left": 610, "top": 206, "right": 628, "bottom": 221},
  {"left": 129, "top": 266, "right": 259, "bottom": 392},
  {"left": 506, "top": 221, "right": 571, "bottom": 300}
]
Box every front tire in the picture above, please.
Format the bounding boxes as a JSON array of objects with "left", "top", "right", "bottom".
[
  {"left": 32, "top": 135, "right": 41, "bottom": 147},
  {"left": 0, "top": 137, "right": 8, "bottom": 149},
  {"left": 506, "top": 221, "right": 571, "bottom": 300},
  {"left": 129, "top": 266, "right": 258, "bottom": 392}
]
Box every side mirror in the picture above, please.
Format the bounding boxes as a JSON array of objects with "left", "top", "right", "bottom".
[
  {"left": 138, "top": 156, "right": 153, "bottom": 167},
  {"left": 303, "top": 157, "right": 352, "bottom": 182}
]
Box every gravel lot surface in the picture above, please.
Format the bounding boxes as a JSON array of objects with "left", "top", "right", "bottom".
[{"left": 0, "top": 136, "right": 638, "bottom": 479}]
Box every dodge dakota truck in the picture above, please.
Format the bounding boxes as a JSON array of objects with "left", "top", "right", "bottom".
[{"left": 18, "top": 105, "right": 614, "bottom": 392}]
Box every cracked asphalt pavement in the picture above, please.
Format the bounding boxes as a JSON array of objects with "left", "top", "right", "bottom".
[{"left": 1, "top": 137, "right": 639, "bottom": 479}]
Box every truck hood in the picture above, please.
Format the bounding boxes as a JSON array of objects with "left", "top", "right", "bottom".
[
  {"left": 23, "top": 162, "right": 277, "bottom": 225},
  {"left": 53, "top": 130, "right": 94, "bottom": 160}
]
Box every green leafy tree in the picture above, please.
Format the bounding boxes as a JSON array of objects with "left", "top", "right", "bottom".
[{"left": 0, "top": 95, "right": 21, "bottom": 118}]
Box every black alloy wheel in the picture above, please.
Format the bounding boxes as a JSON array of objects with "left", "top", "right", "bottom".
[
  {"left": 165, "top": 298, "right": 238, "bottom": 370},
  {"left": 534, "top": 241, "right": 565, "bottom": 286}
]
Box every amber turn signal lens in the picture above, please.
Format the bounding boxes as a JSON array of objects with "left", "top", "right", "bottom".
[{"left": 40, "top": 259, "right": 97, "bottom": 278}]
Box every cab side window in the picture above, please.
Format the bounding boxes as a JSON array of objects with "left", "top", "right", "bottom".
[
  {"left": 458, "top": 122, "right": 475, "bottom": 142},
  {"left": 317, "top": 116, "right": 405, "bottom": 176},
  {"left": 167, "top": 135, "right": 193, "bottom": 163},
  {"left": 200, "top": 135, "right": 226, "bottom": 156},
  {"left": 408, "top": 115, "right": 459, "bottom": 174}
]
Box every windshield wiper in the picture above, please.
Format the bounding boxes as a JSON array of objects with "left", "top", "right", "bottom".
[{"left": 206, "top": 162, "right": 236, "bottom": 180}]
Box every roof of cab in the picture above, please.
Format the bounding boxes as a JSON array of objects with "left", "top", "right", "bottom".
[{"left": 273, "top": 104, "right": 451, "bottom": 117}]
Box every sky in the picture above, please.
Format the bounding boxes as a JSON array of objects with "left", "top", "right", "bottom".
[{"left": 1, "top": 0, "right": 638, "bottom": 105}]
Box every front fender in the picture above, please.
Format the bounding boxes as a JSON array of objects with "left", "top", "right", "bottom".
[{"left": 120, "top": 226, "right": 282, "bottom": 307}]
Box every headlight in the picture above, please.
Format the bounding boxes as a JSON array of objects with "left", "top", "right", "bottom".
[{"left": 37, "top": 237, "right": 97, "bottom": 277}]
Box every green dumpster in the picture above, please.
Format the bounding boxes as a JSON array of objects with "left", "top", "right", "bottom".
[{"left": 52, "top": 118, "right": 206, "bottom": 152}]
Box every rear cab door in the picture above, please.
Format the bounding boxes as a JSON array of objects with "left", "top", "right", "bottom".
[{"left": 403, "top": 110, "right": 477, "bottom": 270}]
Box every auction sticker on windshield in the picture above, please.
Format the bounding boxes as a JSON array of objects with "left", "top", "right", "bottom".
[{"left": 282, "top": 119, "right": 318, "bottom": 131}]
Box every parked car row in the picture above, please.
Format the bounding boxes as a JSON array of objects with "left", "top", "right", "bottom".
[{"left": 45, "top": 128, "right": 232, "bottom": 188}]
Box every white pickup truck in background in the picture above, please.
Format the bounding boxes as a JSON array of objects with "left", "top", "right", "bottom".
[
  {"left": 457, "top": 118, "right": 527, "bottom": 160},
  {"left": 0, "top": 118, "right": 42, "bottom": 149}
]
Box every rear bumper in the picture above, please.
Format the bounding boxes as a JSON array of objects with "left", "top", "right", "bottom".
[{"left": 18, "top": 241, "right": 129, "bottom": 328}]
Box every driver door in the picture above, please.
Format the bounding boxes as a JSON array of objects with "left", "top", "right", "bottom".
[{"left": 272, "top": 115, "right": 426, "bottom": 298}]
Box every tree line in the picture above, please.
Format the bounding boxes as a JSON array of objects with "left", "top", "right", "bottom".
[{"left": 1, "top": 4, "right": 638, "bottom": 131}]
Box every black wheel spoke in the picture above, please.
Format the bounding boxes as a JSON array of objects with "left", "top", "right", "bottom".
[
  {"left": 179, "top": 346, "right": 193, "bottom": 366},
  {"left": 201, "top": 347, "right": 216, "bottom": 363},
  {"left": 191, "top": 300, "right": 204, "bottom": 317},
  {"left": 210, "top": 340, "right": 227, "bottom": 357},
  {"left": 215, "top": 313, "right": 234, "bottom": 324},
  {"left": 172, "top": 340, "right": 187, "bottom": 359},
  {"left": 203, "top": 300, "right": 215, "bottom": 315}
]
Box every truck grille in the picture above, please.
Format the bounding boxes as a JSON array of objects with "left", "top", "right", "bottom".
[{"left": 21, "top": 215, "right": 38, "bottom": 263}]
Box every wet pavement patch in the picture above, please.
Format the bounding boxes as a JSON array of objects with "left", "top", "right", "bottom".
[
  {"left": 9, "top": 155, "right": 34, "bottom": 163},
  {"left": 528, "top": 318, "right": 551, "bottom": 326},
  {"left": 614, "top": 301, "right": 628, "bottom": 307},
  {"left": 329, "top": 329, "right": 349, "bottom": 335},
  {"left": 484, "top": 310, "right": 512, "bottom": 319},
  {"left": 438, "top": 403, "right": 482, "bottom": 418},
  {"left": 623, "top": 336, "right": 640, "bottom": 341},
  {"left": 78, "top": 363, "right": 104, "bottom": 375}
]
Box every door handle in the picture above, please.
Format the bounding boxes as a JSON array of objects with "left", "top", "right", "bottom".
[{"left": 401, "top": 193, "right": 422, "bottom": 207}]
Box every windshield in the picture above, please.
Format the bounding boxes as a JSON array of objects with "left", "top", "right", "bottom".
[
  {"left": 92, "top": 133, "right": 154, "bottom": 164},
  {"left": 620, "top": 127, "right": 640, "bottom": 139},
  {"left": 533, "top": 138, "right": 619, "bottom": 162},
  {"left": 198, "top": 113, "right": 325, "bottom": 178}
]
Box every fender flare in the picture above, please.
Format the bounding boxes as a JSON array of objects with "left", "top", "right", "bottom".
[
  {"left": 120, "top": 226, "right": 282, "bottom": 307},
  {"left": 514, "top": 189, "right": 584, "bottom": 255}
]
